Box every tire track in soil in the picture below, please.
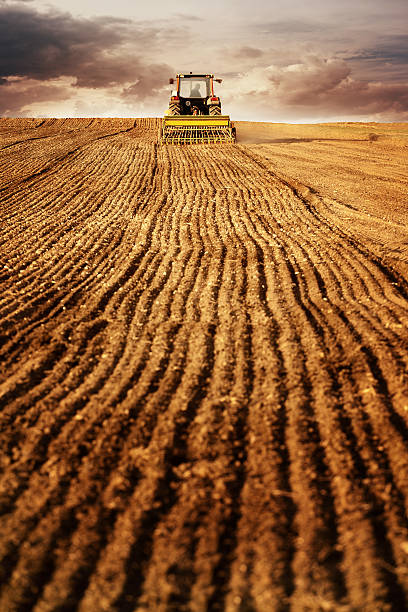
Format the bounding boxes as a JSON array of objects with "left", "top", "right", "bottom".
[{"left": 1, "top": 119, "right": 408, "bottom": 611}]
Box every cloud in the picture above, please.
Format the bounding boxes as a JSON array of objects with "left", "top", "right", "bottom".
[
  {"left": 230, "top": 56, "right": 350, "bottom": 103},
  {"left": 0, "top": 2, "right": 177, "bottom": 114},
  {"left": 223, "top": 54, "right": 408, "bottom": 121},
  {"left": 231, "top": 46, "right": 264, "bottom": 59},
  {"left": 0, "top": 74, "right": 171, "bottom": 117},
  {"left": 254, "top": 19, "right": 327, "bottom": 35},
  {"left": 347, "top": 34, "right": 408, "bottom": 63},
  {"left": 172, "top": 13, "right": 203, "bottom": 21},
  {"left": 121, "top": 63, "right": 173, "bottom": 101},
  {"left": 324, "top": 80, "right": 408, "bottom": 118},
  {"left": 272, "top": 57, "right": 349, "bottom": 101},
  {"left": 0, "top": 3, "right": 172, "bottom": 88},
  {"left": 0, "top": 77, "right": 72, "bottom": 116},
  {"left": 344, "top": 34, "right": 408, "bottom": 84}
]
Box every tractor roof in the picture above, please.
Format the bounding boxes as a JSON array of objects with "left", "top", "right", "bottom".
[{"left": 177, "top": 74, "right": 214, "bottom": 79}]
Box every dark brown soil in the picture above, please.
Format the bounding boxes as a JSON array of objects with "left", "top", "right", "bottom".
[{"left": 1, "top": 118, "right": 408, "bottom": 611}]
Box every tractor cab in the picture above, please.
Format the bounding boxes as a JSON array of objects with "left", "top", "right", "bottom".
[{"left": 168, "top": 74, "right": 222, "bottom": 116}]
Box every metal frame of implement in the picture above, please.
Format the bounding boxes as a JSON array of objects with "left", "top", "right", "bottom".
[{"left": 161, "top": 115, "right": 235, "bottom": 145}]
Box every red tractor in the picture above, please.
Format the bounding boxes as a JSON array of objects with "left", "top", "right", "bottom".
[{"left": 161, "top": 73, "right": 236, "bottom": 144}]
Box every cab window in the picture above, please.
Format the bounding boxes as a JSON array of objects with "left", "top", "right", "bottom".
[{"left": 179, "top": 79, "right": 208, "bottom": 98}]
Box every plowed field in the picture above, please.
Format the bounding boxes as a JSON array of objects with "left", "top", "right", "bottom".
[{"left": 1, "top": 118, "right": 408, "bottom": 611}]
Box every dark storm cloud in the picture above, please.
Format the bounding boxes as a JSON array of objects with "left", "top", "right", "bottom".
[{"left": 0, "top": 4, "right": 170, "bottom": 88}]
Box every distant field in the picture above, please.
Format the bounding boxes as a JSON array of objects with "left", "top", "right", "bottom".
[{"left": 1, "top": 118, "right": 408, "bottom": 611}]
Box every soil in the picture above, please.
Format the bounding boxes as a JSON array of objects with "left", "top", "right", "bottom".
[{"left": 1, "top": 117, "right": 408, "bottom": 611}]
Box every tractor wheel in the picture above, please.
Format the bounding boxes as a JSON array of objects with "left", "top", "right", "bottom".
[
  {"left": 168, "top": 103, "right": 181, "bottom": 115},
  {"left": 209, "top": 104, "right": 221, "bottom": 116}
]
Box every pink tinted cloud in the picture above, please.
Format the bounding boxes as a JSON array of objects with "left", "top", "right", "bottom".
[
  {"left": 224, "top": 54, "right": 408, "bottom": 120},
  {"left": 0, "top": 77, "right": 72, "bottom": 116}
]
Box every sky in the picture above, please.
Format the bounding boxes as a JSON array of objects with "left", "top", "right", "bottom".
[{"left": 0, "top": 0, "right": 407, "bottom": 121}]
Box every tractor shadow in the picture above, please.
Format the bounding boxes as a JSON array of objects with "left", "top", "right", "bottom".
[{"left": 237, "top": 136, "right": 376, "bottom": 145}]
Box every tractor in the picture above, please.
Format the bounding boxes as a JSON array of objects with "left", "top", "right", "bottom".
[{"left": 161, "top": 73, "right": 236, "bottom": 144}]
